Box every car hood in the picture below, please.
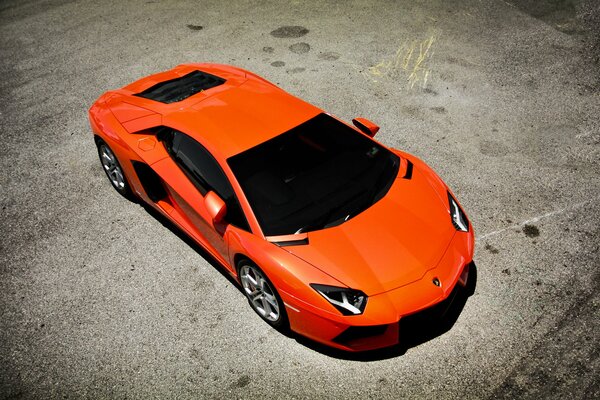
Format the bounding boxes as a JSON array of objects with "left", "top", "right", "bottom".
[{"left": 281, "top": 161, "right": 456, "bottom": 296}]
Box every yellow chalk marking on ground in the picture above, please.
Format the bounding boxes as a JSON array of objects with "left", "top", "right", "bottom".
[{"left": 364, "top": 33, "right": 436, "bottom": 90}]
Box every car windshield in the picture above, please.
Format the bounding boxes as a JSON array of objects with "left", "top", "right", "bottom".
[{"left": 227, "top": 113, "right": 400, "bottom": 236}]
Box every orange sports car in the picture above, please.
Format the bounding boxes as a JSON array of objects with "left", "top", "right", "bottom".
[{"left": 89, "top": 63, "right": 475, "bottom": 352}]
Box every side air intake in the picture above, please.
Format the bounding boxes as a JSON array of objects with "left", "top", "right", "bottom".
[{"left": 134, "top": 70, "right": 226, "bottom": 104}]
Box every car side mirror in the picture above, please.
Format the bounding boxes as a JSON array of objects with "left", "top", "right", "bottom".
[
  {"left": 204, "top": 191, "right": 227, "bottom": 223},
  {"left": 352, "top": 117, "right": 380, "bottom": 138}
]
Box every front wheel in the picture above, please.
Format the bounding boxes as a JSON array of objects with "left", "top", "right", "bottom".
[{"left": 238, "top": 260, "right": 289, "bottom": 331}]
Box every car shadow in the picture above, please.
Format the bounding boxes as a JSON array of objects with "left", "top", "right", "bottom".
[
  {"left": 294, "top": 263, "right": 478, "bottom": 361},
  {"left": 140, "top": 202, "right": 477, "bottom": 361},
  {"left": 140, "top": 203, "right": 243, "bottom": 290}
]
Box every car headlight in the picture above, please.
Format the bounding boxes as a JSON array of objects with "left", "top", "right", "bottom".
[
  {"left": 310, "top": 284, "right": 367, "bottom": 315},
  {"left": 448, "top": 192, "right": 469, "bottom": 232}
]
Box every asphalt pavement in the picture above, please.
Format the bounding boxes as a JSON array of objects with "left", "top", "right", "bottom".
[{"left": 1, "top": 0, "right": 599, "bottom": 398}]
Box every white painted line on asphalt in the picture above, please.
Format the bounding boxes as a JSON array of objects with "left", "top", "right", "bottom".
[{"left": 476, "top": 196, "right": 600, "bottom": 242}]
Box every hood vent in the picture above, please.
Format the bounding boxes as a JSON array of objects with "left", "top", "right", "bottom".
[{"left": 134, "top": 70, "right": 226, "bottom": 104}]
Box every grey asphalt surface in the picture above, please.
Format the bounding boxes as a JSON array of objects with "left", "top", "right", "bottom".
[{"left": 1, "top": 0, "right": 599, "bottom": 398}]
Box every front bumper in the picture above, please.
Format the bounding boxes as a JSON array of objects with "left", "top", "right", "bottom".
[{"left": 283, "top": 232, "right": 474, "bottom": 352}]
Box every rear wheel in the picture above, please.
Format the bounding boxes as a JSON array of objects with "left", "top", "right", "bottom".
[
  {"left": 96, "top": 138, "right": 135, "bottom": 201},
  {"left": 238, "top": 259, "right": 288, "bottom": 331}
]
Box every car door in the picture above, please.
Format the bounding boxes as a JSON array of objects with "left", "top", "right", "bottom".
[{"left": 151, "top": 129, "right": 251, "bottom": 269}]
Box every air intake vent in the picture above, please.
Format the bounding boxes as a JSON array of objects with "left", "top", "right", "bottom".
[{"left": 134, "top": 70, "right": 226, "bottom": 104}]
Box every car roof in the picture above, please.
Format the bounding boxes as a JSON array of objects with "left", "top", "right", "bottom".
[{"left": 109, "top": 63, "right": 322, "bottom": 159}]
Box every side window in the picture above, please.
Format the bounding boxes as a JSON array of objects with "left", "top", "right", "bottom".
[{"left": 162, "top": 129, "right": 250, "bottom": 231}]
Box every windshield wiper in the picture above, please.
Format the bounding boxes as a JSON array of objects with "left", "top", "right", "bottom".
[
  {"left": 294, "top": 201, "right": 352, "bottom": 234},
  {"left": 294, "top": 183, "right": 377, "bottom": 234}
]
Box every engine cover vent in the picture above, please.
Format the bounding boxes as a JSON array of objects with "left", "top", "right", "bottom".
[{"left": 134, "top": 70, "right": 226, "bottom": 104}]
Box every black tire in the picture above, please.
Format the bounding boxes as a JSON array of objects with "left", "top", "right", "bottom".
[
  {"left": 237, "top": 259, "right": 289, "bottom": 331},
  {"left": 95, "top": 137, "right": 136, "bottom": 202}
]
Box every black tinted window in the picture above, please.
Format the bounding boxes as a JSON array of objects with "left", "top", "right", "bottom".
[
  {"left": 228, "top": 113, "right": 399, "bottom": 236},
  {"left": 162, "top": 130, "right": 249, "bottom": 231}
]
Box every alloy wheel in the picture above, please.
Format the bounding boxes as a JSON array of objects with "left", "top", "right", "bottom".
[{"left": 240, "top": 263, "right": 280, "bottom": 322}]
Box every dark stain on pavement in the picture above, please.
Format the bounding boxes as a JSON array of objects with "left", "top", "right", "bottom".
[
  {"left": 186, "top": 24, "right": 204, "bottom": 31},
  {"left": 270, "top": 26, "right": 309, "bottom": 38},
  {"left": 318, "top": 51, "right": 340, "bottom": 61},
  {"left": 289, "top": 42, "right": 310, "bottom": 54},
  {"left": 523, "top": 224, "right": 540, "bottom": 237},
  {"left": 505, "top": 0, "right": 580, "bottom": 34},
  {"left": 232, "top": 375, "right": 251, "bottom": 388},
  {"left": 485, "top": 243, "right": 500, "bottom": 254}
]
